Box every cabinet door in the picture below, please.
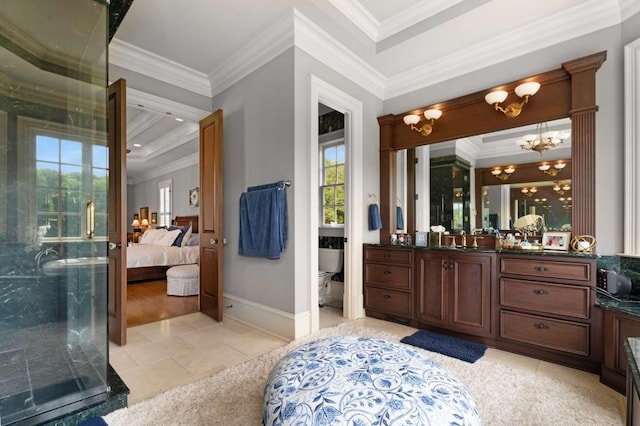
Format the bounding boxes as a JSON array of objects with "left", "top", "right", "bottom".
[
  {"left": 415, "top": 251, "right": 448, "bottom": 327},
  {"left": 449, "top": 253, "right": 493, "bottom": 336}
]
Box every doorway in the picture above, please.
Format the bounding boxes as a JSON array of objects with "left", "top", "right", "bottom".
[{"left": 309, "top": 76, "right": 364, "bottom": 333}]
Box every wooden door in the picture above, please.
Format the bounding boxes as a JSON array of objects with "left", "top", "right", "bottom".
[
  {"left": 414, "top": 251, "right": 448, "bottom": 326},
  {"left": 107, "top": 79, "right": 127, "bottom": 345},
  {"left": 449, "top": 253, "right": 492, "bottom": 337},
  {"left": 199, "top": 110, "right": 224, "bottom": 321}
]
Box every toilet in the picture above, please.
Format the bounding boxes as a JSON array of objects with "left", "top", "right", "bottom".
[{"left": 318, "top": 248, "right": 343, "bottom": 305}]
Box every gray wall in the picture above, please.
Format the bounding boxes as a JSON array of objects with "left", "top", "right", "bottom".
[
  {"left": 127, "top": 164, "right": 199, "bottom": 231},
  {"left": 293, "top": 47, "right": 384, "bottom": 313},
  {"left": 211, "top": 50, "right": 296, "bottom": 313}
]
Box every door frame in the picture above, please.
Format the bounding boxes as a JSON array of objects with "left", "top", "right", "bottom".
[{"left": 309, "top": 75, "right": 364, "bottom": 332}]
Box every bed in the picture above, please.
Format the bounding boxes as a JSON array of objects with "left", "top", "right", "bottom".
[
  {"left": 127, "top": 215, "right": 199, "bottom": 283},
  {"left": 263, "top": 336, "right": 481, "bottom": 425}
]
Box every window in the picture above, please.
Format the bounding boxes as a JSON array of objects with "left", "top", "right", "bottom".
[
  {"left": 321, "top": 142, "right": 345, "bottom": 226},
  {"left": 158, "top": 179, "right": 172, "bottom": 226},
  {"left": 35, "top": 134, "right": 107, "bottom": 239}
]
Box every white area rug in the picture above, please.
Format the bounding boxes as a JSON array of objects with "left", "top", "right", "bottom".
[{"left": 104, "top": 322, "right": 623, "bottom": 425}]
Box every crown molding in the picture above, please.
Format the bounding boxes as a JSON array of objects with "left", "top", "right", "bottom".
[
  {"left": 109, "top": 38, "right": 211, "bottom": 97},
  {"left": 377, "top": 0, "right": 463, "bottom": 42},
  {"left": 130, "top": 122, "right": 199, "bottom": 160},
  {"left": 129, "top": 152, "right": 199, "bottom": 185},
  {"left": 293, "top": 10, "right": 386, "bottom": 100},
  {"left": 126, "top": 87, "right": 210, "bottom": 122},
  {"left": 208, "top": 11, "right": 294, "bottom": 97},
  {"left": 385, "top": 0, "right": 621, "bottom": 99},
  {"left": 327, "top": 0, "right": 379, "bottom": 40},
  {"left": 620, "top": 0, "right": 640, "bottom": 20},
  {"left": 126, "top": 112, "right": 165, "bottom": 142}
]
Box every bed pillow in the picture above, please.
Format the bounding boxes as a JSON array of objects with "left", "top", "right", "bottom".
[
  {"left": 167, "top": 225, "right": 192, "bottom": 247},
  {"left": 186, "top": 235, "right": 199, "bottom": 247},
  {"left": 152, "top": 229, "right": 182, "bottom": 246},
  {"left": 138, "top": 228, "right": 166, "bottom": 245}
]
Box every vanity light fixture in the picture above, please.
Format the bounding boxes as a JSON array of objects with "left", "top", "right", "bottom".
[
  {"left": 485, "top": 82, "right": 540, "bottom": 118},
  {"left": 403, "top": 109, "right": 443, "bottom": 137},
  {"left": 517, "top": 122, "right": 570, "bottom": 154},
  {"left": 538, "top": 160, "right": 566, "bottom": 176},
  {"left": 491, "top": 165, "right": 515, "bottom": 180},
  {"left": 552, "top": 181, "right": 571, "bottom": 195}
]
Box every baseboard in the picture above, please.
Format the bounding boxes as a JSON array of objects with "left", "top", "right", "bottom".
[{"left": 223, "top": 293, "right": 311, "bottom": 341}]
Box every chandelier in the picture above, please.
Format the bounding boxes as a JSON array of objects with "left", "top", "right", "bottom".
[{"left": 516, "top": 122, "right": 570, "bottom": 154}]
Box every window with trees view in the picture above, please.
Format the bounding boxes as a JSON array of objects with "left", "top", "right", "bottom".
[
  {"left": 35, "top": 134, "right": 107, "bottom": 239},
  {"left": 321, "top": 142, "right": 345, "bottom": 226}
]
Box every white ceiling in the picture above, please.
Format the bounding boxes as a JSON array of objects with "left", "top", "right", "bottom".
[{"left": 110, "top": 0, "right": 640, "bottom": 180}]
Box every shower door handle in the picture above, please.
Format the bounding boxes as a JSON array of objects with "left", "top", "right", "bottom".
[{"left": 109, "top": 242, "right": 122, "bottom": 250}]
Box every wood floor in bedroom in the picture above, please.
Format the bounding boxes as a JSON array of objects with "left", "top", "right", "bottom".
[{"left": 127, "top": 279, "right": 198, "bottom": 327}]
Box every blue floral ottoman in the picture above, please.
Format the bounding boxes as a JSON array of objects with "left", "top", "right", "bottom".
[{"left": 263, "top": 336, "right": 481, "bottom": 425}]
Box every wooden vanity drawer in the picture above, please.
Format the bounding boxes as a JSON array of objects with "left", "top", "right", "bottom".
[
  {"left": 500, "top": 257, "right": 592, "bottom": 282},
  {"left": 500, "top": 310, "right": 589, "bottom": 356},
  {"left": 365, "top": 248, "right": 412, "bottom": 265},
  {"left": 365, "top": 287, "right": 412, "bottom": 317},
  {"left": 365, "top": 264, "right": 412, "bottom": 290},
  {"left": 500, "top": 278, "right": 590, "bottom": 319}
]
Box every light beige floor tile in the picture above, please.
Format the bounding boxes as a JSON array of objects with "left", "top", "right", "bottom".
[
  {"left": 175, "top": 323, "right": 227, "bottom": 349},
  {"left": 222, "top": 330, "right": 288, "bottom": 358},
  {"left": 129, "top": 317, "right": 199, "bottom": 341},
  {"left": 172, "top": 341, "right": 250, "bottom": 375},
  {"left": 116, "top": 367, "right": 165, "bottom": 405},
  {"left": 123, "top": 336, "right": 195, "bottom": 366},
  {"left": 171, "top": 312, "right": 220, "bottom": 329},
  {"left": 109, "top": 347, "right": 139, "bottom": 372},
  {"left": 138, "top": 358, "right": 197, "bottom": 393}
]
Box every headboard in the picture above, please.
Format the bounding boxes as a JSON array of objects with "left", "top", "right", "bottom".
[{"left": 174, "top": 215, "right": 199, "bottom": 233}]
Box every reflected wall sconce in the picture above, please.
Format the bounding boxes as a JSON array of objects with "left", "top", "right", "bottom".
[
  {"left": 521, "top": 187, "right": 538, "bottom": 197},
  {"left": 131, "top": 217, "right": 140, "bottom": 229},
  {"left": 141, "top": 218, "right": 150, "bottom": 231},
  {"left": 485, "top": 82, "right": 540, "bottom": 118},
  {"left": 491, "top": 165, "right": 515, "bottom": 180},
  {"left": 552, "top": 181, "right": 571, "bottom": 195},
  {"left": 403, "top": 109, "right": 442, "bottom": 137},
  {"left": 538, "top": 161, "right": 566, "bottom": 176}
]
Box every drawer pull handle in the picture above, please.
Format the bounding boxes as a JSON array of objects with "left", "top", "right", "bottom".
[
  {"left": 383, "top": 294, "right": 392, "bottom": 299},
  {"left": 533, "top": 289, "right": 549, "bottom": 295},
  {"left": 383, "top": 270, "right": 392, "bottom": 275},
  {"left": 383, "top": 254, "right": 391, "bottom": 258},
  {"left": 534, "top": 266, "right": 548, "bottom": 272},
  {"left": 534, "top": 323, "right": 549, "bottom": 330}
]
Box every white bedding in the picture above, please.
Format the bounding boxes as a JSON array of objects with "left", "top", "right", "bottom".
[{"left": 126, "top": 243, "right": 199, "bottom": 268}]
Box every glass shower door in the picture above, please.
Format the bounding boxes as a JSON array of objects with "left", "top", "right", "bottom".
[{"left": 0, "top": 0, "right": 110, "bottom": 424}]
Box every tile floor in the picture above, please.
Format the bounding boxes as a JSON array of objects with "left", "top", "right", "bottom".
[{"left": 109, "top": 306, "right": 627, "bottom": 422}]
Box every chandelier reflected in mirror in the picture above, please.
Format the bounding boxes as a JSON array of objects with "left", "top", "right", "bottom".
[{"left": 516, "top": 122, "right": 570, "bottom": 154}]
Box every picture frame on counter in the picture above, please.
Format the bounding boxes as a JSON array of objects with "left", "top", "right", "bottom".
[{"left": 542, "top": 231, "right": 571, "bottom": 251}]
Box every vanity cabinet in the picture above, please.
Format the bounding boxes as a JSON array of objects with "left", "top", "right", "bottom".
[
  {"left": 497, "top": 255, "right": 601, "bottom": 372},
  {"left": 363, "top": 246, "right": 414, "bottom": 325},
  {"left": 602, "top": 309, "right": 640, "bottom": 394},
  {"left": 414, "top": 251, "right": 494, "bottom": 338}
]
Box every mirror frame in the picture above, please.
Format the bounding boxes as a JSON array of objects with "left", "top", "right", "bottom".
[{"left": 377, "top": 51, "right": 606, "bottom": 240}]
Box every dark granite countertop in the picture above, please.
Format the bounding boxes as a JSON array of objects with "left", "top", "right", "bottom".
[
  {"left": 365, "top": 243, "right": 599, "bottom": 258},
  {"left": 625, "top": 337, "right": 640, "bottom": 400},
  {"left": 597, "top": 294, "right": 640, "bottom": 318}
]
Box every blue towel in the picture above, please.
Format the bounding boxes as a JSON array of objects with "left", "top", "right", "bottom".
[
  {"left": 396, "top": 206, "right": 404, "bottom": 230},
  {"left": 368, "top": 204, "right": 382, "bottom": 230},
  {"left": 239, "top": 181, "right": 288, "bottom": 259}
]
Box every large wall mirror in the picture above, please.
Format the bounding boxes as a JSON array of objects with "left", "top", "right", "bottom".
[
  {"left": 378, "top": 51, "right": 607, "bottom": 243},
  {"left": 395, "top": 119, "right": 572, "bottom": 235}
]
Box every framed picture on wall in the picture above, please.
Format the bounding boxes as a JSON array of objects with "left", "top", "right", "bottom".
[
  {"left": 140, "top": 206, "right": 149, "bottom": 221},
  {"left": 542, "top": 231, "right": 571, "bottom": 251},
  {"left": 151, "top": 212, "right": 157, "bottom": 224},
  {"left": 189, "top": 187, "right": 199, "bottom": 207}
]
